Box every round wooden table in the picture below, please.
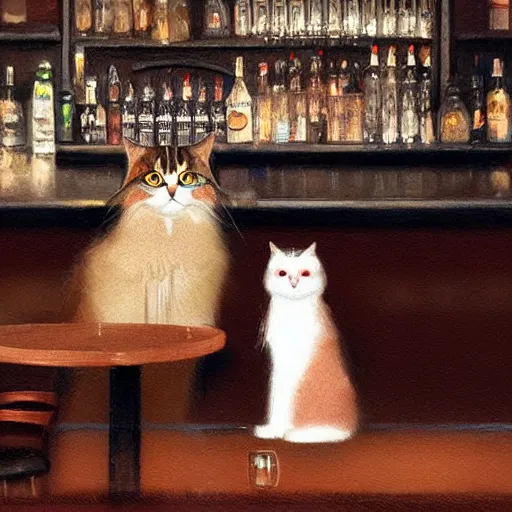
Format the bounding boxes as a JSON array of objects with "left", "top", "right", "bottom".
[{"left": 0, "top": 323, "right": 226, "bottom": 498}]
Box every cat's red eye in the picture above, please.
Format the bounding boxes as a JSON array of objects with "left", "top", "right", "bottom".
[
  {"left": 301, "top": 270, "right": 311, "bottom": 277},
  {"left": 276, "top": 270, "right": 287, "bottom": 277}
]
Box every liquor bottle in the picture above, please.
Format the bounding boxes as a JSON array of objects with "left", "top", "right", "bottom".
[
  {"left": 194, "top": 78, "right": 212, "bottom": 143},
  {"left": 288, "top": 55, "right": 307, "bottom": 142},
  {"left": 381, "top": 45, "right": 399, "bottom": 144},
  {"left": 343, "top": 0, "right": 360, "bottom": 36},
  {"left": 418, "top": 0, "right": 433, "bottom": 38},
  {"left": 253, "top": 0, "right": 270, "bottom": 36},
  {"left": 418, "top": 46, "right": 435, "bottom": 144},
  {"left": 226, "top": 56, "right": 253, "bottom": 143},
  {"left": 487, "top": 57, "right": 511, "bottom": 143},
  {"left": 306, "top": 54, "right": 325, "bottom": 143},
  {"left": 137, "top": 82, "right": 156, "bottom": 146},
  {"left": 80, "top": 78, "right": 96, "bottom": 144},
  {"left": 234, "top": 0, "right": 252, "bottom": 36},
  {"left": 256, "top": 62, "right": 272, "bottom": 143},
  {"left": 272, "top": 0, "right": 288, "bottom": 39},
  {"left": 74, "top": 46, "right": 86, "bottom": 105},
  {"left": 272, "top": 59, "right": 290, "bottom": 143},
  {"left": 288, "top": 0, "right": 306, "bottom": 38},
  {"left": 327, "top": 59, "right": 341, "bottom": 142},
  {"left": 380, "top": 0, "right": 397, "bottom": 36},
  {"left": 362, "top": 0, "right": 377, "bottom": 36},
  {"left": 212, "top": 76, "right": 227, "bottom": 143},
  {"left": 363, "top": 45, "right": 382, "bottom": 143},
  {"left": 489, "top": 0, "right": 509, "bottom": 30},
  {"left": 112, "top": 0, "right": 133, "bottom": 36},
  {"left": 307, "top": 0, "right": 324, "bottom": 36},
  {"left": 58, "top": 90, "right": 75, "bottom": 143},
  {"left": 2, "top": 0, "right": 27, "bottom": 24},
  {"left": 169, "top": 0, "right": 191, "bottom": 42},
  {"left": 156, "top": 83, "right": 174, "bottom": 146},
  {"left": 133, "top": 0, "right": 153, "bottom": 38},
  {"left": 75, "top": 0, "right": 93, "bottom": 36},
  {"left": 176, "top": 73, "right": 193, "bottom": 146},
  {"left": 0, "top": 66, "right": 26, "bottom": 148},
  {"left": 337, "top": 59, "right": 351, "bottom": 94},
  {"left": 439, "top": 83, "right": 470, "bottom": 143},
  {"left": 94, "top": 0, "right": 114, "bottom": 35},
  {"left": 96, "top": 99, "right": 107, "bottom": 144},
  {"left": 107, "top": 65, "right": 122, "bottom": 145},
  {"left": 152, "top": 0, "right": 170, "bottom": 43},
  {"left": 327, "top": 0, "right": 342, "bottom": 37},
  {"left": 398, "top": 0, "right": 415, "bottom": 36},
  {"left": 32, "top": 61, "right": 55, "bottom": 155},
  {"left": 122, "top": 81, "right": 137, "bottom": 140},
  {"left": 468, "top": 54, "right": 486, "bottom": 144},
  {"left": 203, "top": 0, "right": 231, "bottom": 38},
  {"left": 400, "top": 44, "right": 419, "bottom": 144},
  {"left": 340, "top": 61, "right": 364, "bottom": 142}
]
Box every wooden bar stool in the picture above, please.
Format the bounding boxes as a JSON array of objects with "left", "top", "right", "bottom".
[{"left": 0, "top": 391, "right": 58, "bottom": 501}]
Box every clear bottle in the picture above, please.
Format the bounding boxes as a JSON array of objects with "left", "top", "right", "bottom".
[
  {"left": 169, "top": 0, "right": 191, "bottom": 42},
  {"left": 75, "top": 0, "right": 93, "bottom": 36},
  {"left": 203, "top": 0, "right": 231, "bottom": 38},
  {"left": 343, "top": 0, "right": 360, "bottom": 36},
  {"left": 152, "top": 0, "right": 170, "bottom": 43},
  {"left": 306, "top": 54, "right": 325, "bottom": 144},
  {"left": 226, "top": 56, "right": 253, "bottom": 144},
  {"left": 418, "top": 0, "right": 433, "bottom": 38},
  {"left": 234, "top": 0, "right": 253, "bottom": 36},
  {"left": 253, "top": 0, "right": 270, "bottom": 36},
  {"left": 176, "top": 73, "right": 193, "bottom": 146},
  {"left": 194, "top": 78, "right": 212, "bottom": 143},
  {"left": 363, "top": 45, "right": 382, "bottom": 143},
  {"left": 156, "top": 83, "right": 174, "bottom": 146},
  {"left": 81, "top": 77, "right": 97, "bottom": 144},
  {"left": 487, "top": 57, "right": 511, "bottom": 143},
  {"left": 327, "top": 0, "right": 342, "bottom": 38},
  {"left": 272, "top": 0, "right": 288, "bottom": 39},
  {"left": 469, "top": 54, "right": 486, "bottom": 144},
  {"left": 256, "top": 62, "right": 272, "bottom": 143},
  {"left": 137, "top": 82, "right": 156, "bottom": 146},
  {"left": 96, "top": 100, "right": 107, "bottom": 144},
  {"left": 400, "top": 44, "right": 419, "bottom": 144},
  {"left": 381, "top": 45, "right": 399, "bottom": 144},
  {"left": 1, "top": 66, "right": 26, "bottom": 148},
  {"left": 32, "top": 61, "right": 55, "bottom": 155},
  {"left": 212, "top": 76, "right": 227, "bottom": 143},
  {"left": 362, "top": 0, "right": 377, "bottom": 36},
  {"left": 418, "top": 47, "right": 435, "bottom": 144},
  {"left": 122, "top": 81, "right": 137, "bottom": 140},
  {"left": 94, "top": 0, "right": 114, "bottom": 35},
  {"left": 288, "top": 0, "right": 306, "bottom": 38},
  {"left": 107, "top": 65, "right": 122, "bottom": 145},
  {"left": 288, "top": 55, "right": 307, "bottom": 142},
  {"left": 327, "top": 59, "right": 341, "bottom": 142},
  {"left": 398, "top": 0, "right": 415, "bottom": 36},
  {"left": 112, "top": 0, "right": 133, "bottom": 37},
  {"left": 133, "top": 0, "right": 153, "bottom": 38},
  {"left": 58, "top": 90, "right": 75, "bottom": 143},
  {"left": 380, "top": 0, "right": 397, "bottom": 36},
  {"left": 439, "top": 84, "right": 470, "bottom": 144},
  {"left": 307, "top": 0, "right": 324, "bottom": 36},
  {"left": 272, "top": 59, "right": 290, "bottom": 143}
]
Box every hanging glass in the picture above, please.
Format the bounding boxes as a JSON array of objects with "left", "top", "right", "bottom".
[
  {"left": 327, "top": 0, "right": 342, "bottom": 37},
  {"left": 272, "top": 0, "right": 288, "bottom": 39},
  {"left": 253, "top": 0, "right": 270, "bottom": 36},
  {"left": 418, "top": 0, "right": 433, "bottom": 38},
  {"left": 94, "top": 0, "right": 114, "bottom": 35},
  {"left": 380, "top": 0, "right": 396, "bottom": 35},
  {"left": 112, "top": 0, "right": 133, "bottom": 36},
  {"left": 169, "top": 0, "right": 191, "bottom": 41},
  {"left": 288, "top": 0, "right": 306, "bottom": 38},
  {"left": 362, "top": 0, "right": 377, "bottom": 36},
  {"left": 343, "top": 0, "right": 360, "bottom": 36},
  {"left": 235, "top": 0, "right": 253, "bottom": 36},
  {"left": 75, "top": 0, "right": 93, "bottom": 36},
  {"left": 133, "top": 0, "right": 153, "bottom": 37},
  {"left": 307, "top": 0, "right": 324, "bottom": 37},
  {"left": 152, "top": 0, "right": 170, "bottom": 43}
]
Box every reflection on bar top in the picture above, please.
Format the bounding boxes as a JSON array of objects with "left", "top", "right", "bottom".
[{"left": 0, "top": 149, "right": 512, "bottom": 208}]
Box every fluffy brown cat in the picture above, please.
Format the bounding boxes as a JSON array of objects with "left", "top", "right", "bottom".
[{"left": 62, "top": 134, "right": 228, "bottom": 423}]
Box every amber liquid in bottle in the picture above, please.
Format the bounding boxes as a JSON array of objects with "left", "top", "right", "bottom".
[{"left": 107, "top": 65, "right": 122, "bottom": 145}]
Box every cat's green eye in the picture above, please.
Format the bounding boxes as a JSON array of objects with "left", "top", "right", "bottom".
[
  {"left": 178, "top": 171, "right": 207, "bottom": 188},
  {"left": 144, "top": 171, "right": 164, "bottom": 188}
]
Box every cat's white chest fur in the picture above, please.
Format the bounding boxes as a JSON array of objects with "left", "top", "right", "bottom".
[{"left": 262, "top": 296, "right": 322, "bottom": 436}]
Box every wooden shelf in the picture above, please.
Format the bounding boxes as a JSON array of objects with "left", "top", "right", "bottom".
[
  {"left": 57, "top": 142, "right": 512, "bottom": 157},
  {"left": 0, "top": 26, "right": 60, "bottom": 42},
  {"left": 456, "top": 31, "right": 512, "bottom": 41},
  {"left": 72, "top": 35, "right": 433, "bottom": 50}
]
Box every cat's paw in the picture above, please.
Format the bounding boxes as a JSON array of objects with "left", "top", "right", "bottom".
[
  {"left": 284, "top": 426, "right": 354, "bottom": 444},
  {"left": 254, "top": 425, "right": 285, "bottom": 440}
]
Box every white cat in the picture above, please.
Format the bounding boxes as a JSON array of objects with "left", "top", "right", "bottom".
[{"left": 254, "top": 242, "right": 359, "bottom": 443}]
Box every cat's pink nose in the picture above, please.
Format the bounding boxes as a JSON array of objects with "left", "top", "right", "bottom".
[
  {"left": 168, "top": 184, "right": 178, "bottom": 197},
  {"left": 289, "top": 276, "right": 299, "bottom": 288}
]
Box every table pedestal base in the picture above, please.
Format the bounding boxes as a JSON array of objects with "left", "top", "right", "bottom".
[{"left": 109, "top": 366, "right": 141, "bottom": 498}]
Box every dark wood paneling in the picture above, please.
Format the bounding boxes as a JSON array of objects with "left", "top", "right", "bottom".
[{"left": 453, "top": 0, "right": 489, "bottom": 35}]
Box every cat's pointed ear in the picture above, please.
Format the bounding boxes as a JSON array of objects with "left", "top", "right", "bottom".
[
  {"left": 188, "top": 133, "right": 215, "bottom": 162},
  {"left": 303, "top": 242, "right": 317, "bottom": 256},
  {"left": 123, "top": 138, "right": 158, "bottom": 185},
  {"left": 269, "top": 242, "right": 281, "bottom": 255}
]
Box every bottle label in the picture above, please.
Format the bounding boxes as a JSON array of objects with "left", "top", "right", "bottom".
[
  {"left": 209, "top": 11, "right": 221, "bottom": 29},
  {"left": 274, "top": 120, "right": 290, "bottom": 144},
  {"left": 227, "top": 105, "right": 253, "bottom": 143}
]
